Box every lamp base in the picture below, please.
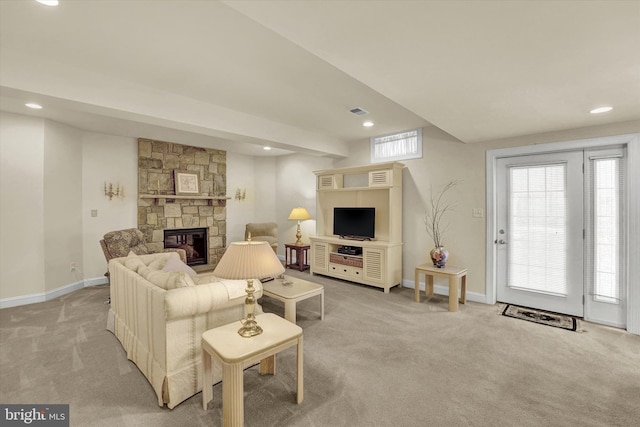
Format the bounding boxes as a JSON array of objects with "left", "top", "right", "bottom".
[
  {"left": 238, "top": 319, "right": 263, "bottom": 337},
  {"left": 238, "top": 278, "right": 263, "bottom": 337},
  {"left": 294, "top": 222, "right": 303, "bottom": 246}
]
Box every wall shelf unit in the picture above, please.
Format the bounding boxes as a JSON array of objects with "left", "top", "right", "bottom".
[{"left": 310, "top": 162, "right": 403, "bottom": 293}]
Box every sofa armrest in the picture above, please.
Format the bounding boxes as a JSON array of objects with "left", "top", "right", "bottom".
[{"left": 165, "top": 281, "right": 257, "bottom": 320}]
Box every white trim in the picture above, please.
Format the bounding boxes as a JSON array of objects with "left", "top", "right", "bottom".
[
  {"left": 85, "top": 276, "right": 109, "bottom": 287},
  {"left": 0, "top": 277, "right": 109, "bottom": 309},
  {"left": 626, "top": 136, "right": 640, "bottom": 334},
  {"left": 486, "top": 133, "right": 640, "bottom": 335}
]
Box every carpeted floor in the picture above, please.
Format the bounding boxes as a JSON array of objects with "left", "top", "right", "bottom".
[{"left": 1, "top": 270, "right": 639, "bottom": 427}]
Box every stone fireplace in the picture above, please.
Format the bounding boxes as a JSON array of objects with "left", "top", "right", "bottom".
[{"left": 137, "top": 138, "right": 227, "bottom": 268}]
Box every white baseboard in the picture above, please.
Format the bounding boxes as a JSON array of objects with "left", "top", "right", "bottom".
[
  {"left": 0, "top": 277, "right": 109, "bottom": 309},
  {"left": 1, "top": 275, "right": 486, "bottom": 309},
  {"left": 401, "top": 279, "right": 489, "bottom": 304}
]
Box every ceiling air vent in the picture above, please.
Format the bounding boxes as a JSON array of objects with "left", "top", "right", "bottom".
[{"left": 349, "top": 107, "right": 369, "bottom": 116}]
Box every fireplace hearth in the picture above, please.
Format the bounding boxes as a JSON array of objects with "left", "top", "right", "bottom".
[{"left": 164, "top": 228, "right": 208, "bottom": 266}]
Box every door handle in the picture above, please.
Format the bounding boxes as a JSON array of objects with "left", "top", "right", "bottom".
[{"left": 498, "top": 239, "right": 507, "bottom": 245}]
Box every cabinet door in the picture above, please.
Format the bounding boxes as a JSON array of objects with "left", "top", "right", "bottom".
[
  {"left": 317, "top": 174, "right": 343, "bottom": 190},
  {"left": 369, "top": 169, "right": 392, "bottom": 187},
  {"left": 311, "top": 242, "right": 329, "bottom": 272},
  {"left": 363, "top": 248, "right": 385, "bottom": 283}
]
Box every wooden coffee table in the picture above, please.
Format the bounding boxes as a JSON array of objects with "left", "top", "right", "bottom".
[{"left": 262, "top": 276, "right": 324, "bottom": 324}]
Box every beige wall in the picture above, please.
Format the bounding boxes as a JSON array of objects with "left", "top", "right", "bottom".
[
  {"left": 0, "top": 113, "right": 85, "bottom": 301},
  {"left": 0, "top": 112, "right": 293, "bottom": 304},
  {"left": 275, "top": 153, "right": 333, "bottom": 251},
  {"left": 43, "top": 120, "right": 83, "bottom": 291},
  {"left": 226, "top": 152, "right": 279, "bottom": 244},
  {"left": 81, "top": 132, "right": 138, "bottom": 279},
  {"left": 336, "top": 120, "right": 640, "bottom": 297},
  {"left": 2, "top": 108, "right": 637, "bottom": 308},
  {"left": 0, "top": 112, "right": 46, "bottom": 300}
]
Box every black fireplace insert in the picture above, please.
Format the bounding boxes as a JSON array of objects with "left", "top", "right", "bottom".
[{"left": 163, "top": 227, "right": 207, "bottom": 266}]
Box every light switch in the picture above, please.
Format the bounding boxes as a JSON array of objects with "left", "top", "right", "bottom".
[
  {"left": 472, "top": 208, "right": 484, "bottom": 218},
  {"left": 91, "top": 209, "right": 98, "bottom": 217}
]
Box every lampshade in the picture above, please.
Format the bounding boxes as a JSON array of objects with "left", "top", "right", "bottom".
[
  {"left": 214, "top": 241, "right": 285, "bottom": 337},
  {"left": 214, "top": 241, "right": 285, "bottom": 279},
  {"left": 288, "top": 207, "right": 311, "bottom": 221}
]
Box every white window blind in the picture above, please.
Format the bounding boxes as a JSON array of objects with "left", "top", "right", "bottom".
[
  {"left": 589, "top": 155, "right": 624, "bottom": 304},
  {"left": 370, "top": 128, "right": 422, "bottom": 163},
  {"left": 508, "top": 164, "right": 567, "bottom": 295}
]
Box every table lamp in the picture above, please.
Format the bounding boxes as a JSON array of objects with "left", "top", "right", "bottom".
[
  {"left": 213, "top": 240, "right": 285, "bottom": 337},
  {"left": 288, "top": 207, "right": 312, "bottom": 245}
]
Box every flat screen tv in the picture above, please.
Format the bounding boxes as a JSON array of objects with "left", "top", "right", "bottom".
[{"left": 333, "top": 207, "right": 375, "bottom": 240}]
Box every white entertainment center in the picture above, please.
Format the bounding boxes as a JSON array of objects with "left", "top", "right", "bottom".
[{"left": 309, "top": 162, "right": 403, "bottom": 293}]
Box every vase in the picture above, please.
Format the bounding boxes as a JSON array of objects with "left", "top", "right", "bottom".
[{"left": 430, "top": 246, "right": 449, "bottom": 268}]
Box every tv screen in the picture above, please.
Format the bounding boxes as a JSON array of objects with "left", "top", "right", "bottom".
[{"left": 333, "top": 207, "right": 375, "bottom": 240}]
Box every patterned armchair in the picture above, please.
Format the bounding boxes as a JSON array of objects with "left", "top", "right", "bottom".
[{"left": 100, "top": 228, "right": 187, "bottom": 271}]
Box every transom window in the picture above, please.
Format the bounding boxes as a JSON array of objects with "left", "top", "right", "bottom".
[{"left": 370, "top": 128, "right": 422, "bottom": 163}]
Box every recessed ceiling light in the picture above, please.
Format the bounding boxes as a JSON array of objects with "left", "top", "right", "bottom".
[
  {"left": 590, "top": 106, "right": 613, "bottom": 114},
  {"left": 263, "top": 146, "right": 271, "bottom": 151},
  {"left": 36, "top": 0, "right": 59, "bottom": 6},
  {"left": 25, "top": 103, "right": 43, "bottom": 109},
  {"left": 363, "top": 121, "right": 374, "bottom": 127}
]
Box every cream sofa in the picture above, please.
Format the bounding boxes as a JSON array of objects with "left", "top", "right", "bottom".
[{"left": 107, "top": 251, "right": 262, "bottom": 409}]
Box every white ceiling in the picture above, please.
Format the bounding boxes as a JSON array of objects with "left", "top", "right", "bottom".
[{"left": 1, "top": 0, "right": 638, "bottom": 157}]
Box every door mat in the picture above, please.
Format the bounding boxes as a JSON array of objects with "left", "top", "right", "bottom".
[{"left": 502, "top": 304, "right": 578, "bottom": 331}]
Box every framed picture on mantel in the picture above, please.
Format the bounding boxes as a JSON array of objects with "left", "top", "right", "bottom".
[{"left": 174, "top": 171, "right": 200, "bottom": 195}]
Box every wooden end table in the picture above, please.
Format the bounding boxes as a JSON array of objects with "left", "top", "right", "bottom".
[
  {"left": 285, "top": 243, "right": 311, "bottom": 271},
  {"left": 414, "top": 263, "right": 467, "bottom": 312},
  {"left": 201, "top": 313, "right": 303, "bottom": 425},
  {"left": 262, "top": 276, "right": 324, "bottom": 324}
]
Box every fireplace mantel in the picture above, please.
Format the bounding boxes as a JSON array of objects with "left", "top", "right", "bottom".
[
  {"left": 139, "top": 194, "right": 231, "bottom": 206},
  {"left": 139, "top": 194, "right": 230, "bottom": 200}
]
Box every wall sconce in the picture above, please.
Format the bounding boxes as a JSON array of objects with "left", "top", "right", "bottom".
[
  {"left": 104, "top": 182, "right": 124, "bottom": 200},
  {"left": 235, "top": 188, "right": 246, "bottom": 201}
]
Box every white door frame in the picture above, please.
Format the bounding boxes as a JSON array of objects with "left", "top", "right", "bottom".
[{"left": 485, "top": 133, "right": 640, "bottom": 335}]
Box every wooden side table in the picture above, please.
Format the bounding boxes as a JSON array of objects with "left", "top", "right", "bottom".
[
  {"left": 262, "top": 276, "right": 324, "bottom": 324},
  {"left": 285, "top": 243, "right": 311, "bottom": 271},
  {"left": 414, "top": 263, "right": 467, "bottom": 312},
  {"left": 202, "top": 313, "right": 303, "bottom": 426}
]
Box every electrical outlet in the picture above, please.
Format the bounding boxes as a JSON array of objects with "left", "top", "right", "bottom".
[
  {"left": 91, "top": 209, "right": 98, "bottom": 217},
  {"left": 472, "top": 208, "right": 484, "bottom": 218},
  {"left": 70, "top": 262, "right": 77, "bottom": 272}
]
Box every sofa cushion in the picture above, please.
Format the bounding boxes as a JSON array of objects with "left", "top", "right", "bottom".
[
  {"left": 192, "top": 272, "right": 220, "bottom": 285},
  {"left": 162, "top": 256, "right": 197, "bottom": 276},
  {"left": 146, "top": 270, "right": 195, "bottom": 290},
  {"left": 191, "top": 275, "right": 259, "bottom": 300},
  {"left": 148, "top": 256, "right": 168, "bottom": 270},
  {"left": 124, "top": 252, "right": 146, "bottom": 272}
]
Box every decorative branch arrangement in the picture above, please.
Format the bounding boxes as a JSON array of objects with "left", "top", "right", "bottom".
[{"left": 424, "top": 180, "right": 458, "bottom": 247}]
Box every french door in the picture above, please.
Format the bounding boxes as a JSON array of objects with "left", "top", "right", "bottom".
[
  {"left": 496, "top": 151, "right": 584, "bottom": 316},
  {"left": 496, "top": 148, "right": 627, "bottom": 325}
]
